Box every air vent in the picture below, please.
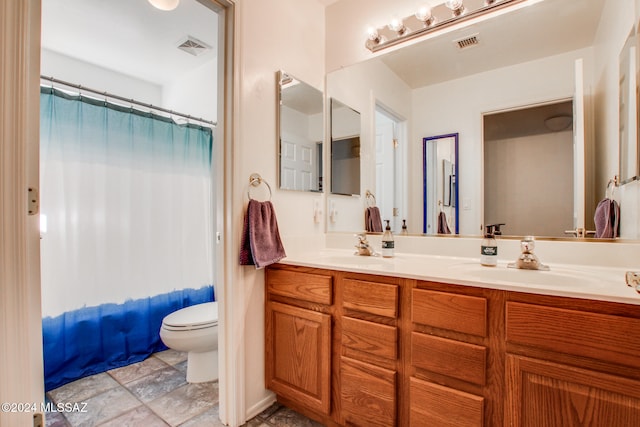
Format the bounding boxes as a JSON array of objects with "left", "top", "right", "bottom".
[
  {"left": 454, "top": 34, "right": 480, "bottom": 50},
  {"left": 177, "top": 36, "right": 212, "bottom": 57}
]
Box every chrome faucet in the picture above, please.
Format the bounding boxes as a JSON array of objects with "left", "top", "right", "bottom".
[
  {"left": 508, "top": 236, "right": 550, "bottom": 271},
  {"left": 354, "top": 233, "right": 377, "bottom": 256}
]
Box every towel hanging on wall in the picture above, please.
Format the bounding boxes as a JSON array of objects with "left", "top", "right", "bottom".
[
  {"left": 240, "top": 175, "right": 286, "bottom": 268},
  {"left": 364, "top": 190, "right": 383, "bottom": 232},
  {"left": 594, "top": 178, "right": 620, "bottom": 238}
]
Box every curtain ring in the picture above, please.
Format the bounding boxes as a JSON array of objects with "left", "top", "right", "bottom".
[{"left": 248, "top": 173, "right": 272, "bottom": 201}]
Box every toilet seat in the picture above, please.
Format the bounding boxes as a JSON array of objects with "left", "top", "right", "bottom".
[{"left": 162, "top": 301, "right": 218, "bottom": 331}]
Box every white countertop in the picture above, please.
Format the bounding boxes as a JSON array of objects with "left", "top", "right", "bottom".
[{"left": 279, "top": 249, "right": 640, "bottom": 305}]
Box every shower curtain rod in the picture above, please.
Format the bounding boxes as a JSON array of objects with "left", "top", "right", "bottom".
[{"left": 40, "top": 75, "right": 217, "bottom": 127}]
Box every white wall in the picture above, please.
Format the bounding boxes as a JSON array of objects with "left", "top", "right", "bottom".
[
  {"left": 231, "top": 0, "right": 326, "bottom": 419},
  {"left": 411, "top": 47, "right": 594, "bottom": 235},
  {"left": 41, "top": 49, "right": 162, "bottom": 106},
  {"left": 163, "top": 59, "right": 218, "bottom": 123},
  {"left": 485, "top": 131, "right": 574, "bottom": 237}
]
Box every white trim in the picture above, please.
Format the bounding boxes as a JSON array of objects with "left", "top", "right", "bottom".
[
  {"left": 0, "top": 1, "right": 44, "bottom": 426},
  {"left": 245, "top": 393, "right": 277, "bottom": 421}
]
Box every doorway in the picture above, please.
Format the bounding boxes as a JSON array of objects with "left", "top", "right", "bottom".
[{"left": 483, "top": 100, "right": 575, "bottom": 237}]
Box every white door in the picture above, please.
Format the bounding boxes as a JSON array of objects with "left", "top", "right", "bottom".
[
  {"left": 573, "top": 58, "right": 586, "bottom": 231},
  {"left": 280, "top": 132, "right": 315, "bottom": 191},
  {"left": 375, "top": 111, "right": 396, "bottom": 228}
]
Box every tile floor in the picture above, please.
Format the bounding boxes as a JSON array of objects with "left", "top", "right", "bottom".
[{"left": 45, "top": 349, "right": 323, "bottom": 427}]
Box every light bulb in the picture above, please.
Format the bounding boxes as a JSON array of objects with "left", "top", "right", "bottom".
[
  {"left": 366, "top": 27, "right": 380, "bottom": 43},
  {"left": 415, "top": 6, "right": 433, "bottom": 25},
  {"left": 387, "top": 16, "right": 407, "bottom": 35},
  {"left": 445, "top": 0, "right": 464, "bottom": 15},
  {"left": 148, "top": 0, "right": 180, "bottom": 11}
]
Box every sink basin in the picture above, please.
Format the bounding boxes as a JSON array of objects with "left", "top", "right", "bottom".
[{"left": 451, "top": 262, "right": 607, "bottom": 289}]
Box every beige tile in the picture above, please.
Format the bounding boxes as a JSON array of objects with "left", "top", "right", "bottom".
[
  {"left": 63, "top": 386, "right": 141, "bottom": 427},
  {"left": 45, "top": 410, "right": 70, "bottom": 427},
  {"left": 147, "top": 381, "right": 218, "bottom": 426},
  {"left": 48, "top": 373, "right": 119, "bottom": 404},
  {"left": 177, "top": 406, "right": 225, "bottom": 427},
  {"left": 266, "top": 406, "right": 324, "bottom": 427},
  {"left": 243, "top": 419, "right": 270, "bottom": 427},
  {"left": 125, "top": 366, "right": 187, "bottom": 403},
  {"left": 96, "top": 406, "right": 169, "bottom": 427},
  {"left": 108, "top": 357, "right": 169, "bottom": 384},
  {"left": 152, "top": 349, "right": 187, "bottom": 366}
]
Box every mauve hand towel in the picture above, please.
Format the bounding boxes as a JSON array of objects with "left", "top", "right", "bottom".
[
  {"left": 239, "top": 199, "right": 286, "bottom": 269},
  {"left": 594, "top": 198, "right": 620, "bottom": 238},
  {"left": 365, "top": 206, "right": 383, "bottom": 232},
  {"left": 437, "top": 211, "right": 452, "bottom": 234}
]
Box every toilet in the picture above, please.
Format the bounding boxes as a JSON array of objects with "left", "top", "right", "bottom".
[{"left": 160, "top": 301, "right": 218, "bottom": 383}]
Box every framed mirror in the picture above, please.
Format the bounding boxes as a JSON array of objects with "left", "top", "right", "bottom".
[
  {"left": 277, "top": 70, "right": 323, "bottom": 192},
  {"left": 619, "top": 27, "right": 640, "bottom": 185},
  {"left": 330, "top": 98, "right": 361, "bottom": 196},
  {"left": 423, "top": 134, "right": 458, "bottom": 234}
]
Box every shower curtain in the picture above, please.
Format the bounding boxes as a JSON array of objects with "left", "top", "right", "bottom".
[{"left": 40, "top": 87, "right": 215, "bottom": 390}]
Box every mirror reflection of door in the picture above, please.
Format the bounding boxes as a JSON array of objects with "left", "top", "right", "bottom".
[
  {"left": 330, "top": 99, "right": 361, "bottom": 196},
  {"left": 423, "top": 134, "right": 458, "bottom": 235},
  {"left": 375, "top": 106, "right": 406, "bottom": 232},
  {"left": 483, "top": 100, "right": 575, "bottom": 237}
]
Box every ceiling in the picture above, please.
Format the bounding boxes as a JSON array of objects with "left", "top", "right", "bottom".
[
  {"left": 380, "top": 0, "right": 606, "bottom": 88},
  {"left": 41, "top": 0, "right": 219, "bottom": 86}
]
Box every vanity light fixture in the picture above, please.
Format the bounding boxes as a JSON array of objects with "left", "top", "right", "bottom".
[
  {"left": 148, "top": 0, "right": 179, "bottom": 11},
  {"left": 365, "top": 0, "right": 523, "bottom": 52}
]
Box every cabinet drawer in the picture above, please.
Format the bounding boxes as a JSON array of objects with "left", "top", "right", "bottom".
[
  {"left": 341, "top": 357, "right": 396, "bottom": 427},
  {"left": 342, "top": 316, "right": 397, "bottom": 361},
  {"left": 410, "top": 376, "right": 484, "bottom": 427},
  {"left": 412, "top": 289, "right": 487, "bottom": 337},
  {"left": 412, "top": 332, "right": 486, "bottom": 386},
  {"left": 267, "top": 269, "right": 333, "bottom": 305},
  {"left": 343, "top": 279, "right": 398, "bottom": 318},
  {"left": 506, "top": 302, "right": 640, "bottom": 369}
]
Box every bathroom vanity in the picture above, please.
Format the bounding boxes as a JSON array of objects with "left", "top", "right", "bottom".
[{"left": 264, "top": 254, "right": 640, "bottom": 426}]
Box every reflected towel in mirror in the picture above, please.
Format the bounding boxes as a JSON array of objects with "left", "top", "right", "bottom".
[
  {"left": 365, "top": 206, "right": 383, "bottom": 232},
  {"left": 239, "top": 200, "right": 286, "bottom": 268},
  {"left": 438, "top": 211, "right": 451, "bottom": 234},
  {"left": 594, "top": 198, "right": 620, "bottom": 238}
]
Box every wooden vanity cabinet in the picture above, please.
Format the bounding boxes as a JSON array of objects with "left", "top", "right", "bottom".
[
  {"left": 265, "top": 267, "right": 334, "bottom": 417},
  {"left": 265, "top": 264, "right": 640, "bottom": 427},
  {"left": 504, "top": 294, "right": 640, "bottom": 427}
]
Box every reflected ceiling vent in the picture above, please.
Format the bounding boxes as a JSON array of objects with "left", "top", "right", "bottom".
[
  {"left": 454, "top": 33, "right": 480, "bottom": 50},
  {"left": 177, "top": 36, "right": 212, "bottom": 56}
]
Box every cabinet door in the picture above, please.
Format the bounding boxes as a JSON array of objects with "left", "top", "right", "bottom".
[
  {"left": 506, "top": 355, "right": 640, "bottom": 427},
  {"left": 265, "top": 301, "right": 331, "bottom": 415}
]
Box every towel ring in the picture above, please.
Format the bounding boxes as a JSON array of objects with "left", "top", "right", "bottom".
[
  {"left": 606, "top": 176, "right": 619, "bottom": 199},
  {"left": 248, "top": 173, "right": 272, "bottom": 201},
  {"left": 365, "top": 190, "right": 376, "bottom": 207}
]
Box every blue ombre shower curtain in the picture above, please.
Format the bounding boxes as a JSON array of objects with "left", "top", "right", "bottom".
[{"left": 39, "top": 87, "right": 215, "bottom": 390}]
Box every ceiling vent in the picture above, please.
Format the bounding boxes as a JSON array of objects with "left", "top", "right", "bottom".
[
  {"left": 454, "top": 34, "right": 480, "bottom": 50},
  {"left": 177, "top": 36, "right": 212, "bottom": 56}
]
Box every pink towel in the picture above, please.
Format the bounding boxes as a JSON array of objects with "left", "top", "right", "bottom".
[
  {"left": 437, "top": 211, "right": 451, "bottom": 234},
  {"left": 365, "top": 206, "right": 383, "bottom": 232},
  {"left": 594, "top": 198, "right": 620, "bottom": 238},
  {"left": 239, "top": 200, "right": 286, "bottom": 269}
]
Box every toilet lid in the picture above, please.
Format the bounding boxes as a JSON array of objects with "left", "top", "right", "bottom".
[{"left": 162, "top": 301, "right": 218, "bottom": 329}]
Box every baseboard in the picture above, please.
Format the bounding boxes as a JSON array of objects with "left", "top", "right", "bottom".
[{"left": 245, "top": 391, "right": 276, "bottom": 421}]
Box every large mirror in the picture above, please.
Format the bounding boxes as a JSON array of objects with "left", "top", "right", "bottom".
[
  {"left": 620, "top": 27, "right": 640, "bottom": 185},
  {"left": 326, "top": 0, "right": 638, "bottom": 240},
  {"left": 277, "top": 71, "right": 323, "bottom": 192},
  {"left": 423, "top": 134, "right": 458, "bottom": 235},
  {"left": 330, "top": 98, "right": 361, "bottom": 196}
]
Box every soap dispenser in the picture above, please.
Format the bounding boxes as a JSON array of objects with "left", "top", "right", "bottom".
[
  {"left": 480, "top": 225, "right": 498, "bottom": 267},
  {"left": 401, "top": 219, "right": 408, "bottom": 235},
  {"left": 382, "top": 220, "right": 394, "bottom": 258}
]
